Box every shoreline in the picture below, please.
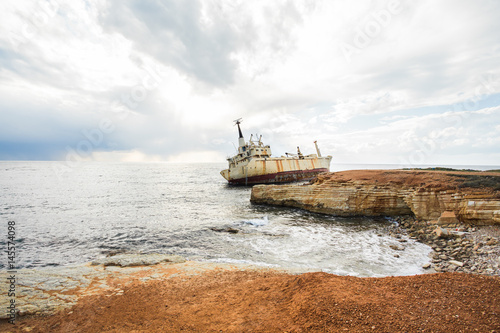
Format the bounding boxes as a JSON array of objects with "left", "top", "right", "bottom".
[
  {"left": 250, "top": 169, "right": 500, "bottom": 275},
  {"left": 0, "top": 255, "right": 271, "bottom": 320},
  {"left": 1, "top": 255, "right": 499, "bottom": 332},
  {"left": 1, "top": 216, "right": 499, "bottom": 327},
  {"left": 2, "top": 168, "right": 500, "bottom": 331}
]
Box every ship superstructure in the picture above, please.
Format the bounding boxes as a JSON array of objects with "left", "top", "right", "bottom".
[{"left": 220, "top": 119, "right": 332, "bottom": 185}]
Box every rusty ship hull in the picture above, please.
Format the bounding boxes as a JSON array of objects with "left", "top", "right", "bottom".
[
  {"left": 221, "top": 156, "right": 330, "bottom": 185},
  {"left": 220, "top": 119, "right": 332, "bottom": 185}
]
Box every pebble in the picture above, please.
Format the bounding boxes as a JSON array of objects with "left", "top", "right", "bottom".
[
  {"left": 449, "top": 260, "right": 464, "bottom": 267},
  {"left": 386, "top": 215, "right": 500, "bottom": 276},
  {"left": 486, "top": 239, "right": 498, "bottom": 246}
]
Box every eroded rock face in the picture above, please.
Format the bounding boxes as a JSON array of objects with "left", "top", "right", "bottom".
[
  {"left": 251, "top": 183, "right": 413, "bottom": 216},
  {"left": 250, "top": 170, "right": 500, "bottom": 225},
  {"left": 407, "top": 191, "right": 500, "bottom": 224}
]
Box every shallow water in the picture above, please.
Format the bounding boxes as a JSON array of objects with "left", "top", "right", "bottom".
[{"left": 0, "top": 161, "right": 434, "bottom": 277}]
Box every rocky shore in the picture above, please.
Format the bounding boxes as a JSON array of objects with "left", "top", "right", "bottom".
[
  {"left": 251, "top": 169, "right": 500, "bottom": 276},
  {"left": 0, "top": 254, "right": 187, "bottom": 320},
  {"left": 1, "top": 256, "right": 499, "bottom": 332},
  {"left": 387, "top": 216, "right": 500, "bottom": 275}
]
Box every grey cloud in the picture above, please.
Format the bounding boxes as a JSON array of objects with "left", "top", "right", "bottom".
[
  {"left": 98, "top": 0, "right": 309, "bottom": 87},
  {"left": 0, "top": 45, "right": 85, "bottom": 94},
  {"left": 99, "top": 0, "right": 239, "bottom": 87}
]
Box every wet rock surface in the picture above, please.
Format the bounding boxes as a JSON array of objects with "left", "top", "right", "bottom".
[
  {"left": 0, "top": 254, "right": 189, "bottom": 319},
  {"left": 209, "top": 226, "right": 240, "bottom": 234},
  {"left": 91, "top": 253, "right": 185, "bottom": 267}
]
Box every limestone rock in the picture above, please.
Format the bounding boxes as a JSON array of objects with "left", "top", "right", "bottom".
[
  {"left": 433, "top": 227, "right": 449, "bottom": 239},
  {"left": 449, "top": 260, "right": 464, "bottom": 267},
  {"left": 437, "top": 211, "right": 459, "bottom": 225},
  {"left": 250, "top": 170, "right": 500, "bottom": 225}
]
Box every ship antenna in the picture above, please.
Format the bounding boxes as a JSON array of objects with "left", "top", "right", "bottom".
[
  {"left": 234, "top": 118, "right": 243, "bottom": 139},
  {"left": 233, "top": 118, "right": 245, "bottom": 148}
]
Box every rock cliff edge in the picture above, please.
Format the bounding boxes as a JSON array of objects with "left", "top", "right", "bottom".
[{"left": 250, "top": 170, "right": 500, "bottom": 225}]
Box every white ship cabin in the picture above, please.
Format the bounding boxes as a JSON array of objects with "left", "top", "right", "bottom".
[{"left": 227, "top": 134, "right": 271, "bottom": 168}]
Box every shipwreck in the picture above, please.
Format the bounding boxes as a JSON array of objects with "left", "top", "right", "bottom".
[{"left": 220, "top": 119, "right": 332, "bottom": 185}]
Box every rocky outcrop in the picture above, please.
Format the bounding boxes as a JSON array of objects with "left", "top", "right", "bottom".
[
  {"left": 0, "top": 254, "right": 186, "bottom": 319},
  {"left": 250, "top": 170, "right": 500, "bottom": 225},
  {"left": 0, "top": 254, "right": 265, "bottom": 319},
  {"left": 251, "top": 182, "right": 413, "bottom": 216}
]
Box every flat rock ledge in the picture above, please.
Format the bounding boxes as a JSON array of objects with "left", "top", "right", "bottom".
[{"left": 0, "top": 254, "right": 259, "bottom": 320}]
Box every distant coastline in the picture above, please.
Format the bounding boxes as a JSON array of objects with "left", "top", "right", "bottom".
[{"left": 330, "top": 163, "right": 500, "bottom": 172}]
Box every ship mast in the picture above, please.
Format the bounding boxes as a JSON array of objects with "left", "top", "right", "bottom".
[
  {"left": 234, "top": 118, "right": 245, "bottom": 148},
  {"left": 314, "top": 140, "right": 322, "bottom": 157}
]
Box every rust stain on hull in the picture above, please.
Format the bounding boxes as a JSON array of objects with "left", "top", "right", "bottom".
[
  {"left": 277, "top": 160, "right": 284, "bottom": 173},
  {"left": 228, "top": 168, "right": 329, "bottom": 185}
]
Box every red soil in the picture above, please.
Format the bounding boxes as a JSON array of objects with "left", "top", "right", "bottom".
[{"left": 5, "top": 270, "right": 500, "bottom": 332}]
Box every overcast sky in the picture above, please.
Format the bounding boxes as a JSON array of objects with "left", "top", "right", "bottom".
[{"left": 1, "top": 0, "right": 500, "bottom": 166}]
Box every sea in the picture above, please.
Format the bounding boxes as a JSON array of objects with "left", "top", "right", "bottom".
[{"left": 1, "top": 162, "right": 499, "bottom": 277}]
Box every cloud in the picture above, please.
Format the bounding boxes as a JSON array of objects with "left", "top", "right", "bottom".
[
  {"left": 91, "top": 149, "right": 164, "bottom": 162},
  {"left": 324, "top": 91, "right": 409, "bottom": 124},
  {"left": 320, "top": 106, "right": 500, "bottom": 165},
  {"left": 166, "top": 150, "right": 225, "bottom": 163},
  {"left": 0, "top": 0, "right": 500, "bottom": 165}
]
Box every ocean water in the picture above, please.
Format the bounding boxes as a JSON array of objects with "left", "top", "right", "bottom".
[{"left": 1, "top": 161, "right": 495, "bottom": 277}]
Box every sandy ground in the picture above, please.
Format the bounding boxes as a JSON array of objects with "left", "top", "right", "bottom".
[{"left": 2, "top": 267, "right": 499, "bottom": 332}]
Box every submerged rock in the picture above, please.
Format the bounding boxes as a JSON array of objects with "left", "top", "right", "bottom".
[
  {"left": 389, "top": 244, "right": 405, "bottom": 251},
  {"left": 210, "top": 226, "right": 240, "bottom": 234},
  {"left": 91, "top": 253, "right": 186, "bottom": 267}
]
